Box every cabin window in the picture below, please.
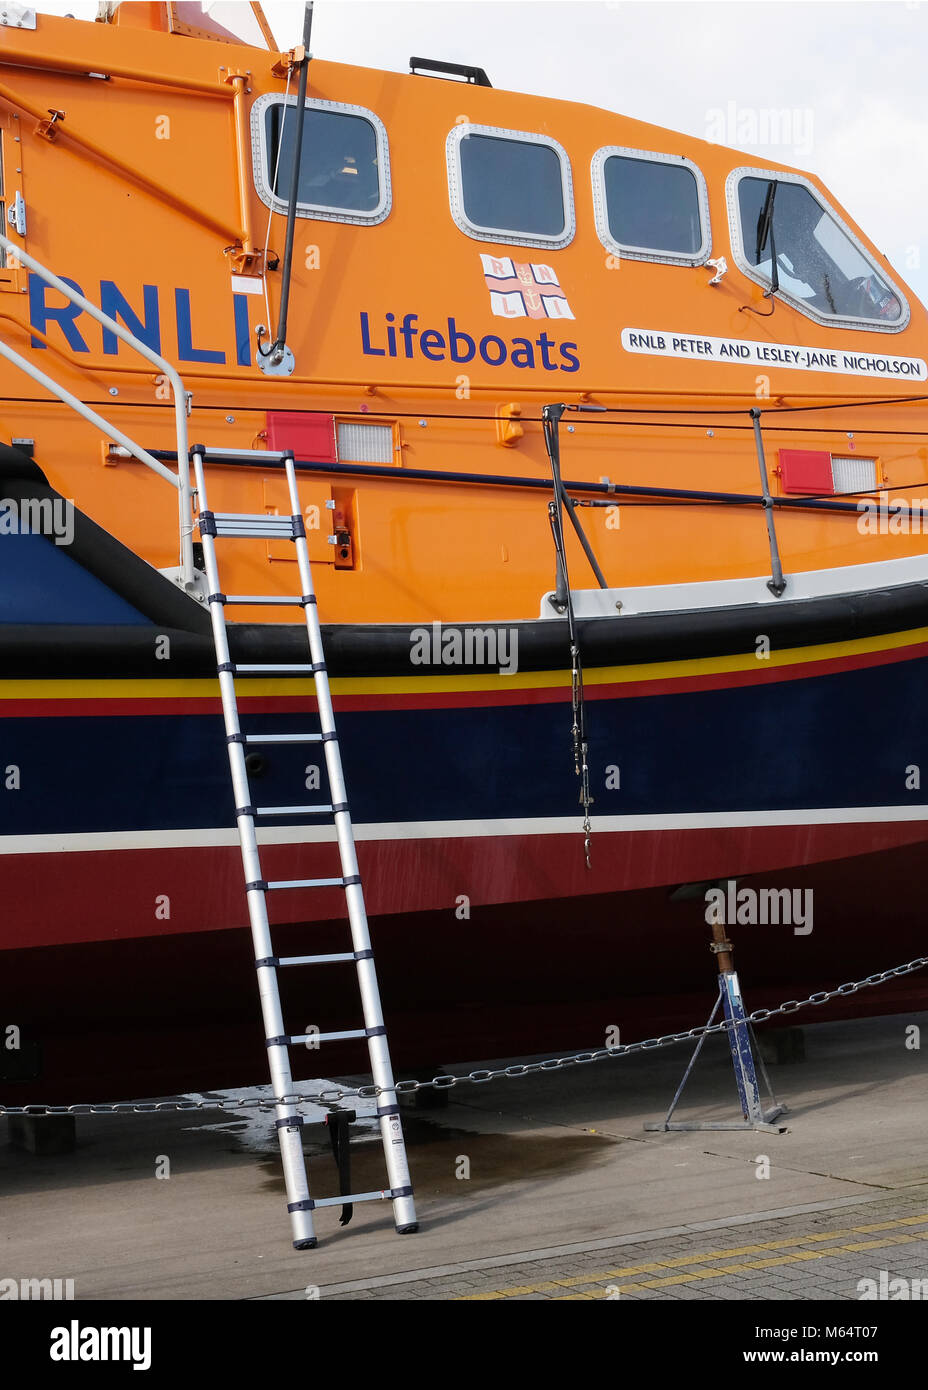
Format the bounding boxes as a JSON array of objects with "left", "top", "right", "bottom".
[
  {"left": 728, "top": 169, "right": 908, "bottom": 331},
  {"left": 251, "top": 94, "right": 391, "bottom": 226},
  {"left": 591, "top": 148, "right": 710, "bottom": 265},
  {"left": 446, "top": 124, "right": 575, "bottom": 250}
]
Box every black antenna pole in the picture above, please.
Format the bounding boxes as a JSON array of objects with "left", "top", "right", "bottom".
[{"left": 266, "top": 2, "right": 313, "bottom": 366}]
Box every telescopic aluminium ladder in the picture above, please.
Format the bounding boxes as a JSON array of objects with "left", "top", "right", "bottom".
[{"left": 191, "top": 445, "right": 417, "bottom": 1249}]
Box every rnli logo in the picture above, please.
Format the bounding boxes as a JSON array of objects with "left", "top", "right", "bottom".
[{"left": 479, "top": 255, "right": 575, "bottom": 320}]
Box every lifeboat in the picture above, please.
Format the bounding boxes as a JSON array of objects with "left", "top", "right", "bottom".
[{"left": 1, "top": 2, "right": 926, "bottom": 1100}]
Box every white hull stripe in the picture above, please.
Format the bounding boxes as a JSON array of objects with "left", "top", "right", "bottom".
[
  {"left": 1, "top": 806, "right": 927, "bottom": 855},
  {"left": 556, "top": 552, "right": 928, "bottom": 620}
]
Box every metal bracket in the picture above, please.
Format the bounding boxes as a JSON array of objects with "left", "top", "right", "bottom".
[
  {"left": 6, "top": 191, "right": 26, "bottom": 237},
  {"left": 224, "top": 242, "right": 264, "bottom": 275},
  {"left": 0, "top": 6, "right": 37, "bottom": 29},
  {"left": 706, "top": 256, "right": 728, "bottom": 286},
  {"left": 495, "top": 401, "right": 524, "bottom": 448},
  {"left": 271, "top": 45, "right": 305, "bottom": 78},
  {"left": 158, "top": 565, "right": 208, "bottom": 602},
  {"left": 257, "top": 344, "right": 295, "bottom": 377},
  {"left": 35, "top": 109, "right": 65, "bottom": 142}
]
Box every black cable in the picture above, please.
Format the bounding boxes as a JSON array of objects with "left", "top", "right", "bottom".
[{"left": 264, "top": 3, "right": 313, "bottom": 364}]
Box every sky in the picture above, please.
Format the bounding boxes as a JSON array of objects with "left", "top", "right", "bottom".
[{"left": 26, "top": 1, "right": 928, "bottom": 308}]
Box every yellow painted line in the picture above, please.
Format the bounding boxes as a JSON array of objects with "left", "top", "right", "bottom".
[
  {"left": 548, "top": 1235, "right": 926, "bottom": 1300},
  {"left": 837, "top": 1236, "right": 915, "bottom": 1253},
  {"left": 2, "top": 624, "right": 928, "bottom": 703},
  {"left": 460, "top": 1210, "right": 928, "bottom": 1300}
]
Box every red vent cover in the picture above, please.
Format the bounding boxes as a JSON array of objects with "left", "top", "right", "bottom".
[
  {"left": 266, "top": 412, "right": 337, "bottom": 463},
  {"left": 778, "top": 449, "right": 834, "bottom": 495}
]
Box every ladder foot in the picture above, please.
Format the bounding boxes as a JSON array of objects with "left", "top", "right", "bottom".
[
  {"left": 293, "top": 1237, "right": 319, "bottom": 1250},
  {"left": 395, "top": 1223, "right": 419, "bottom": 1235}
]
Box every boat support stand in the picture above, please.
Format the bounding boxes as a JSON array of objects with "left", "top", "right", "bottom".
[{"left": 645, "top": 906, "right": 788, "bottom": 1135}]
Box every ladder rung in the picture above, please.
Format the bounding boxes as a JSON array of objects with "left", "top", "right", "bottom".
[
  {"left": 228, "top": 663, "right": 320, "bottom": 675},
  {"left": 211, "top": 511, "right": 293, "bottom": 527},
  {"left": 193, "top": 446, "right": 292, "bottom": 462},
  {"left": 223, "top": 595, "right": 306, "bottom": 606},
  {"left": 266, "top": 877, "right": 354, "bottom": 891},
  {"left": 242, "top": 733, "right": 326, "bottom": 745},
  {"left": 206, "top": 513, "right": 298, "bottom": 539},
  {"left": 289, "top": 1028, "right": 368, "bottom": 1043},
  {"left": 213, "top": 529, "right": 295, "bottom": 541},
  {"left": 254, "top": 804, "right": 337, "bottom": 816},
  {"left": 311, "top": 1190, "right": 405, "bottom": 1210},
  {"left": 278, "top": 951, "right": 366, "bottom": 966}
]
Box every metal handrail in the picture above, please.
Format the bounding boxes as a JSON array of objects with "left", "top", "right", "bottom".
[
  {"left": 543, "top": 399, "right": 789, "bottom": 605},
  {"left": 147, "top": 445, "right": 928, "bottom": 517},
  {"left": 0, "top": 231, "right": 194, "bottom": 588}
]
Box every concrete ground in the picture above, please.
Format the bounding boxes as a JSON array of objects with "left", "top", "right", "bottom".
[{"left": 1, "top": 1011, "right": 926, "bottom": 1301}]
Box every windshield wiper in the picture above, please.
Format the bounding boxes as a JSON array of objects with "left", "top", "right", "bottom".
[{"left": 755, "top": 179, "right": 779, "bottom": 299}]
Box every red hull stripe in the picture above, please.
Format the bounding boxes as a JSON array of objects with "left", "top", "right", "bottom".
[{"left": 3, "top": 818, "right": 928, "bottom": 951}]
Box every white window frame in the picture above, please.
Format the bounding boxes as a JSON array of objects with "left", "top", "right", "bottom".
[
  {"left": 726, "top": 166, "right": 910, "bottom": 334},
  {"left": 446, "top": 123, "right": 575, "bottom": 251},
  {"left": 591, "top": 146, "right": 711, "bottom": 267},
  {"left": 251, "top": 92, "right": 392, "bottom": 227}
]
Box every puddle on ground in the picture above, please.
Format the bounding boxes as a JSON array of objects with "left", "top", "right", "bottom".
[
  {"left": 256, "top": 1116, "right": 615, "bottom": 1198},
  {"left": 181, "top": 1080, "right": 381, "bottom": 1155},
  {"left": 180, "top": 1081, "right": 616, "bottom": 1196}
]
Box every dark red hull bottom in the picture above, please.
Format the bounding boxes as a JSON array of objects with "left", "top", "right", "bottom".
[{"left": 3, "top": 833, "right": 927, "bottom": 1104}]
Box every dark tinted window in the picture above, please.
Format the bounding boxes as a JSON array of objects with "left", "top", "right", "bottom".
[
  {"left": 459, "top": 134, "right": 565, "bottom": 237},
  {"left": 603, "top": 156, "right": 701, "bottom": 255},
  {"left": 266, "top": 105, "right": 381, "bottom": 213},
  {"left": 738, "top": 176, "right": 903, "bottom": 323}
]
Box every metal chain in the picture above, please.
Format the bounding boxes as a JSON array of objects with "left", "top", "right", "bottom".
[
  {"left": 570, "top": 643, "right": 594, "bottom": 869},
  {"left": 2, "top": 955, "right": 925, "bottom": 1118},
  {"left": 542, "top": 404, "right": 595, "bottom": 868}
]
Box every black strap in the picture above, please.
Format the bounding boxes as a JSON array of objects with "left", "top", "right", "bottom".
[{"left": 325, "top": 1109, "right": 356, "bottom": 1226}]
